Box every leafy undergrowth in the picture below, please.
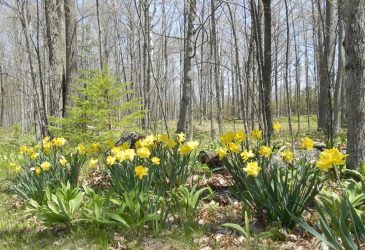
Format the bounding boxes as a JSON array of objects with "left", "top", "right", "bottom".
[{"left": 0, "top": 173, "right": 324, "bottom": 250}]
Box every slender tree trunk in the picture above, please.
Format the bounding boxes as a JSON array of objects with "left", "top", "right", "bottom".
[
  {"left": 64, "top": 0, "right": 77, "bottom": 116},
  {"left": 262, "top": 0, "right": 273, "bottom": 143},
  {"left": 177, "top": 0, "right": 196, "bottom": 133},
  {"left": 0, "top": 66, "right": 4, "bottom": 126},
  {"left": 333, "top": 13, "right": 344, "bottom": 134},
  {"left": 318, "top": 0, "right": 335, "bottom": 137},
  {"left": 211, "top": 0, "right": 223, "bottom": 135},
  {"left": 284, "top": 0, "right": 294, "bottom": 148},
  {"left": 96, "top": 0, "right": 103, "bottom": 70}
]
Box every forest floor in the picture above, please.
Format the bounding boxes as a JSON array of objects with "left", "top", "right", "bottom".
[
  {"left": 0, "top": 116, "right": 333, "bottom": 249},
  {"left": 0, "top": 168, "right": 323, "bottom": 249}
]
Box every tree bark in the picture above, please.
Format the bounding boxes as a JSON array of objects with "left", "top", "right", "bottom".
[
  {"left": 343, "top": 0, "right": 365, "bottom": 168},
  {"left": 333, "top": 14, "right": 344, "bottom": 135},
  {"left": 318, "top": 0, "right": 335, "bottom": 135},
  {"left": 45, "top": 0, "right": 66, "bottom": 117},
  {"left": 261, "top": 0, "right": 273, "bottom": 143},
  {"left": 176, "top": 0, "right": 196, "bottom": 133},
  {"left": 64, "top": 0, "right": 77, "bottom": 116}
]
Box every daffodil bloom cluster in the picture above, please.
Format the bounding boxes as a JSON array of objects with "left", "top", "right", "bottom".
[
  {"left": 220, "top": 131, "right": 247, "bottom": 145},
  {"left": 9, "top": 162, "right": 22, "bottom": 174},
  {"left": 135, "top": 135, "right": 155, "bottom": 148},
  {"left": 52, "top": 137, "right": 67, "bottom": 147},
  {"left": 156, "top": 133, "right": 177, "bottom": 149},
  {"left": 179, "top": 141, "right": 199, "bottom": 155}
]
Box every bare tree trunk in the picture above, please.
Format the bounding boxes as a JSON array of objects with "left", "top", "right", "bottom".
[
  {"left": 284, "top": 0, "right": 294, "bottom": 148},
  {"left": 45, "top": 0, "right": 66, "bottom": 117},
  {"left": 261, "top": 0, "right": 273, "bottom": 143},
  {"left": 0, "top": 66, "right": 4, "bottom": 126},
  {"left": 333, "top": 12, "right": 344, "bottom": 135},
  {"left": 177, "top": 0, "right": 196, "bottom": 133},
  {"left": 18, "top": 0, "right": 48, "bottom": 137},
  {"left": 211, "top": 0, "right": 223, "bottom": 135},
  {"left": 227, "top": 3, "right": 249, "bottom": 136},
  {"left": 64, "top": 0, "right": 77, "bottom": 116},
  {"left": 343, "top": 0, "right": 365, "bottom": 168},
  {"left": 317, "top": 0, "right": 334, "bottom": 136},
  {"left": 96, "top": 0, "right": 103, "bottom": 70}
]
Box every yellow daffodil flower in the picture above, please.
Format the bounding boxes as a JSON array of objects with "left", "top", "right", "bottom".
[
  {"left": 88, "top": 158, "right": 99, "bottom": 169},
  {"left": 241, "top": 149, "right": 255, "bottom": 161},
  {"left": 273, "top": 122, "right": 282, "bottom": 133},
  {"left": 14, "top": 165, "right": 22, "bottom": 174},
  {"left": 52, "top": 137, "right": 67, "bottom": 147},
  {"left": 43, "top": 142, "right": 52, "bottom": 154},
  {"left": 301, "top": 137, "right": 314, "bottom": 150},
  {"left": 281, "top": 149, "right": 294, "bottom": 163},
  {"left": 151, "top": 157, "right": 160, "bottom": 165},
  {"left": 179, "top": 144, "right": 192, "bottom": 155},
  {"left": 244, "top": 161, "right": 261, "bottom": 177},
  {"left": 316, "top": 148, "right": 346, "bottom": 171},
  {"left": 41, "top": 161, "right": 51, "bottom": 171},
  {"left": 165, "top": 139, "right": 177, "bottom": 149},
  {"left": 124, "top": 149, "right": 135, "bottom": 161},
  {"left": 177, "top": 132, "right": 186, "bottom": 143},
  {"left": 106, "top": 156, "right": 116, "bottom": 166},
  {"left": 59, "top": 156, "right": 68, "bottom": 166},
  {"left": 30, "top": 153, "right": 39, "bottom": 160},
  {"left": 135, "top": 165, "right": 149, "bottom": 180},
  {"left": 251, "top": 129, "right": 263, "bottom": 140},
  {"left": 228, "top": 142, "right": 240, "bottom": 153},
  {"left": 186, "top": 141, "right": 199, "bottom": 150},
  {"left": 137, "top": 147, "right": 151, "bottom": 158},
  {"left": 259, "top": 146, "right": 272, "bottom": 158},
  {"left": 220, "top": 131, "right": 236, "bottom": 145},
  {"left": 216, "top": 147, "right": 228, "bottom": 159},
  {"left": 19, "top": 145, "right": 28, "bottom": 155},
  {"left": 77, "top": 144, "right": 86, "bottom": 154},
  {"left": 235, "top": 131, "right": 247, "bottom": 142},
  {"left": 35, "top": 167, "right": 41, "bottom": 176}
]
